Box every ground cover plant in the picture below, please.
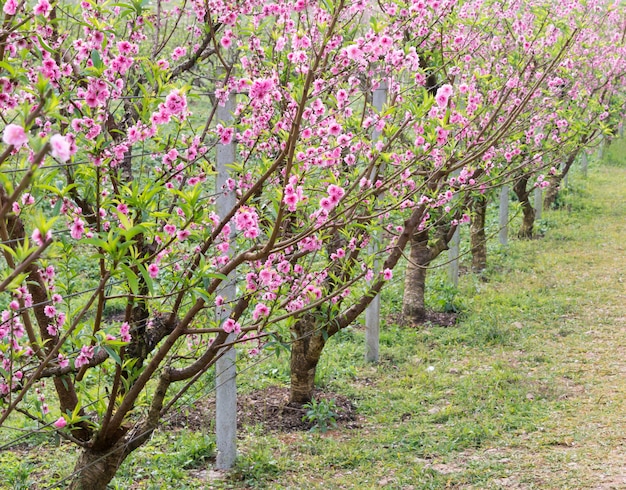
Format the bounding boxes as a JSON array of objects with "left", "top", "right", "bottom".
[{"left": 0, "top": 0, "right": 625, "bottom": 488}]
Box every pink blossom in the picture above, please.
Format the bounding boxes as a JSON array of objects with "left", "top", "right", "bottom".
[
  {"left": 171, "top": 46, "right": 187, "bottom": 61},
  {"left": 57, "top": 353, "right": 69, "bottom": 368},
  {"left": 31, "top": 228, "right": 51, "bottom": 246},
  {"left": 44, "top": 305, "right": 56, "bottom": 318},
  {"left": 220, "top": 127, "right": 234, "bottom": 145},
  {"left": 327, "top": 184, "right": 345, "bottom": 202},
  {"left": 70, "top": 218, "right": 85, "bottom": 240},
  {"left": 382, "top": 268, "right": 393, "bottom": 281},
  {"left": 3, "top": 124, "right": 28, "bottom": 147},
  {"left": 120, "top": 322, "right": 131, "bottom": 343},
  {"left": 222, "top": 318, "right": 241, "bottom": 334},
  {"left": 50, "top": 134, "right": 71, "bottom": 162},
  {"left": 148, "top": 263, "right": 159, "bottom": 278},
  {"left": 252, "top": 303, "right": 270, "bottom": 321},
  {"left": 319, "top": 197, "right": 334, "bottom": 212},
  {"left": 74, "top": 345, "right": 94, "bottom": 369},
  {"left": 34, "top": 0, "right": 51, "bottom": 17},
  {"left": 345, "top": 44, "right": 363, "bottom": 61},
  {"left": 164, "top": 90, "right": 187, "bottom": 115},
  {"left": 328, "top": 122, "right": 342, "bottom": 136},
  {"left": 435, "top": 84, "right": 454, "bottom": 108},
  {"left": 249, "top": 78, "right": 275, "bottom": 102},
  {"left": 3, "top": 0, "right": 17, "bottom": 15},
  {"left": 177, "top": 229, "right": 190, "bottom": 241},
  {"left": 53, "top": 417, "right": 67, "bottom": 429}
]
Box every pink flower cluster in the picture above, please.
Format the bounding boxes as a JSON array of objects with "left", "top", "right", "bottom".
[
  {"left": 435, "top": 84, "right": 454, "bottom": 108},
  {"left": 283, "top": 176, "right": 305, "bottom": 211},
  {"left": 222, "top": 318, "right": 241, "bottom": 334},
  {"left": 2, "top": 124, "right": 28, "bottom": 147},
  {"left": 151, "top": 90, "right": 189, "bottom": 126},
  {"left": 234, "top": 206, "right": 260, "bottom": 239},
  {"left": 74, "top": 345, "right": 94, "bottom": 369},
  {"left": 319, "top": 184, "right": 345, "bottom": 212}
]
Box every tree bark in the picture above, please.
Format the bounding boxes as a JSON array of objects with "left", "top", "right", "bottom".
[
  {"left": 68, "top": 444, "right": 128, "bottom": 490},
  {"left": 470, "top": 196, "right": 488, "bottom": 272},
  {"left": 542, "top": 178, "right": 559, "bottom": 210},
  {"left": 402, "top": 230, "right": 432, "bottom": 324},
  {"left": 514, "top": 175, "right": 535, "bottom": 239},
  {"left": 289, "top": 314, "right": 325, "bottom": 405},
  {"left": 543, "top": 149, "right": 579, "bottom": 209}
]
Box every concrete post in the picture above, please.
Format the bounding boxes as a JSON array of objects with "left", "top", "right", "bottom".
[
  {"left": 499, "top": 185, "right": 509, "bottom": 246},
  {"left": 448, "top": 227, "right": 460, "bottom": 287},
  {"left": 534, "top": 187, "right": 542, "bottom": 221},
  {"left": 598, "top": 136, "right": 605, "bottom": 161},
  {"left": 365, "top": 80, "right": 387, "bottom": 364},
  {"left": 215, "top": 93, "right": 237, "bottom": 470}
]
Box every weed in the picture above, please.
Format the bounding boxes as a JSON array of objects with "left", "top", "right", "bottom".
[
  {"left": 429, "top": 279, "right": 464, "bottom": 313},
  {"left": 302, "top": 398, "right": 338, "bottom": 433},
  {"left": 231, "top": 443, "right": 282, "bottom": 487}
]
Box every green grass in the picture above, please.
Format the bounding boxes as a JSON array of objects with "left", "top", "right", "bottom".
[{"left": 3, "top": 142, "right": 626, "bottom": 488}]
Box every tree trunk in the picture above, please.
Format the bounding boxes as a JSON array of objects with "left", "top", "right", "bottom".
[
  {"left": 402, "top": 230, "right": 432, "bottom": 324},
  {"left": 68, "top": 444, "right": 128, "bottom": 490},
  {"left": 543, "top": 178, "right": 560, "bottom": 209},
  {"left": 289, "top": 314, "right": 325, "bottom": 405},
  {"left": 544, "top": 150, "right": 579, "bottom": 209},
  {"left": 514, "top": 176, "right": 535, "bottom": 239},
  {"left": 470, "top": 196, "right": 488, "bottom": 272},
  {"left": 518, "top": 200, "right": 535, "bottom": 239}
]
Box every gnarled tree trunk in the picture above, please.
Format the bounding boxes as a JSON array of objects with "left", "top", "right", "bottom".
[
  {"left": 470, "top": 196, "right": 488, "bottom": 272},
  {"left": 544, "top": 149, "right": 580, "bottom": 209},
  {"left": 68, "top": 445, "right": 128, "bottom": 490},
  {"left": 514, "top": 175, "right": 535, "bottom": 239},
  {"left": 289, "top": 314, "right": 326, "bottom": 405},
  {"left": 402, "top": 230, "right": 432, "bottom": 324}
]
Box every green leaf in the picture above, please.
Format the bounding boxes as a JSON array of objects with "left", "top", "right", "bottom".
[
  {"left": 82, "top": 237, "right": 109, "bottom": 250},
  {"left": 137, "top": 263, "right": 155, "bottom": 296},
  {"left": 119, "top": 263, "right": 139, "bottom": 296},
  {"left": 102, "top": 344, "right": 122, "bottom": 366},
  {"left": 0, "top": 61, "right": 16, "bottom": 77},
  {"left": 122, "top": 223, "right": 149, "bottom": 241},
  {"left": 91, "top": 49, "right": 104, "bottom": 69},
  {"left": 192, "top": 287, "right": 213, "bottom": 303}
]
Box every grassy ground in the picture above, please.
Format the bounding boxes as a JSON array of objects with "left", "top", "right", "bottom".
[{"left": 2, "top": 151, "right": 626, "bottom": 489}]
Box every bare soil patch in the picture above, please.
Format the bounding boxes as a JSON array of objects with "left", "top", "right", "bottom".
[{"left": 165, "top": 386, "right": 358, "bottom": 433}]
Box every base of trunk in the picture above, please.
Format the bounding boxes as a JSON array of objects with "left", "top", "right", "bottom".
[
  {"left": 289, "top": 315, "right": 324, "bottom": 406},
  {"left": 518, "top": 209, "right": 535, "bottom": 239},
  {"left": 402, "top": 305, "right": 427, "bottom": 325},
  {"left": 470, "top": 197, "right": 488, "bottom": 272},
  {"left": 69, "top": 445, "right": 127, "bottom": 490},
  {"left": 402, "top": 231, "right": 431, "bottom": 326},
  {"left": 289, "top": 365, "right": 317, "bottom": 406}
]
